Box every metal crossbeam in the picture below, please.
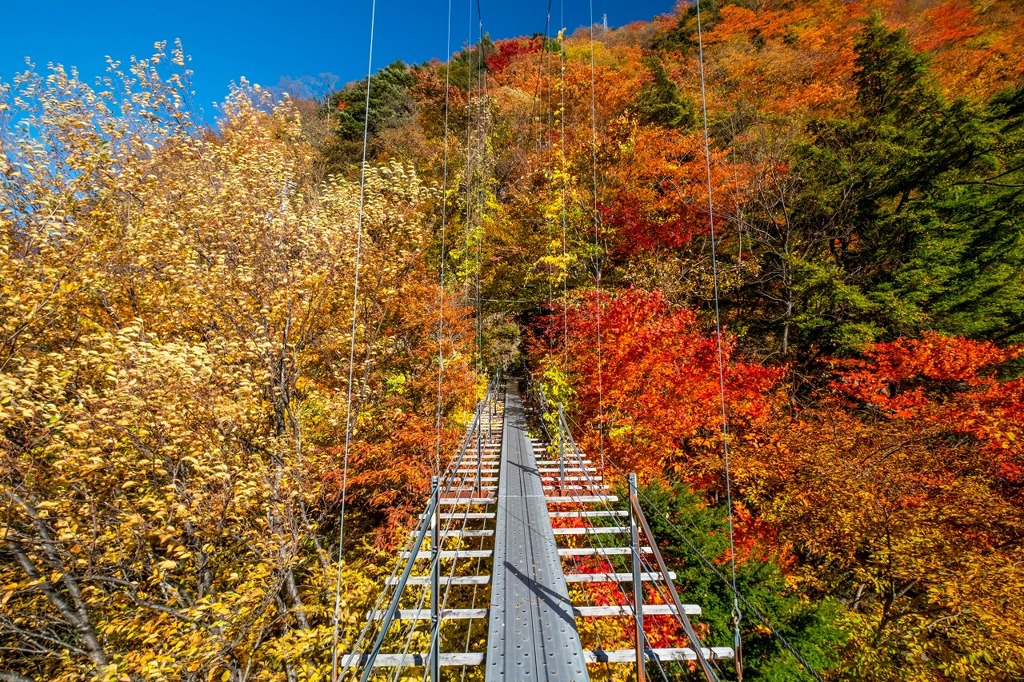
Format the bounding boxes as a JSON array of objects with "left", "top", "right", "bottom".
[
  {"left": 546, "top": 495, "right": 618, "bottom": 503},
  {"left": 342, "top": 653, "right": 485, "bottom": 667},
  {"left": 402, "top": 549, "right": 492, "bottom": 560},
  {"left": 564, "top": 571, "right": 677, "bottom": 583},
  {"left": 408, "top": 529, "right": 493, "bottom": 538},
  {"left": 387, "top": 575, "right": 490, "bottom": 586},
  {"left": 575, "top": 604, "right": 702, "bottom": 617},
  {"left": 368, "top": 608, "right": 489, "bottom": 620},
  {"left": 558, "top": 546, "right": 652, "bottom": 556},
  {"left": 340, "top": 647, "right": 734, "bottom": 669},
  {"left": 551, "top": 526, "right": 627, "bottom": 535},
  {"left": 585, "top": 648, "right": 735, "bottom": 663},
  {"left": 549, "top": 510, "right": 626, "bottom": 518},
  {"left": 420, "top": 512, "right": 495, "bottom": 520},
  {"left": 367, "top": 604, "right": 701, "bottom": 621}
]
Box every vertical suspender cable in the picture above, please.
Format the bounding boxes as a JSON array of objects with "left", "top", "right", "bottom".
[
  {"left": 464, "top": 0, "right": 476, "bottom": 307},
  {"left": 331, "top": 0, "right": 377, "bottom": 679},
  {"left": 435, "top": 0, "right": 454, "bottom": 477},
  {"left": 560, "top": 1, "right": 569, "bottom": 376},
  {"left": 476, "top": 0, "right": 485, "bottom": 375},
  {"left": 587, "top": 0, "right": 606, "bottom": 478},
  {"left": 694, "top": 0, "right": 743, "bottom": 675}
]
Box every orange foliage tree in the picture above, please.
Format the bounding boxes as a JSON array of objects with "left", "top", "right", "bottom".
[{"left": 739, "top": 334, "right": 1024, "bottom": 679}]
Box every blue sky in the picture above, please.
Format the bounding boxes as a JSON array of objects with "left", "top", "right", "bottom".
[{"left": 0, "top": 0, "right": 677, "bottom": 118}]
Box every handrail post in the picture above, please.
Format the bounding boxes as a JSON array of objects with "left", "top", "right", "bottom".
[
  {"left": 558, "top": 402, "right": 566, "bottom": 493},
  {"left": 629, "top": 473, "right": 646, "bottom": 682},
  {"left": 488, "top": 378, "right": 494, "bottom": 441},
  {"left": 429, "top": 476, "right": 440, "bottom": 682},
  {"left": 476, "top": 405, "right": 483, "bottom": 492},
  {"left": 631, "top": 497, "right": 720, "bottom": 682}
]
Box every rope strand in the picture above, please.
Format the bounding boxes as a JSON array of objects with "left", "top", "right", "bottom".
[
  {"left": 434, "top": 0, "right": 454, "bottom": 478},
  {"left": 331, "top": 1, "right": 377, "bottom": 678},
  {"left": 694, "top": 0, "right": 744, "bottom": 661},
  {"left": 587, "top": 0, "right": 606, "bottom": 479}
]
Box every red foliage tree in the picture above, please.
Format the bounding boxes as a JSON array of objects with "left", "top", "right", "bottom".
[
  {"left": 538, "top": 288, "right": 782, "bottom": 482},
  {"left": 831, "top": 332, "right": 1024, "bottom": 500},
  {"left": 485, "top": 37, "right": 544, "bottom": 75}
]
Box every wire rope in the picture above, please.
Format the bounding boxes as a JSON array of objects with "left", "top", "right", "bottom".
[
  {"left": 330, "top": 1, "right": 376, "bottom": 678},
  {"left": 559, "top": 1, "right": 569, "bottom": 377},
  {"left": 587, "top": 0, "right": 607, "bottom": 479},
  {"left": 435, "top": 0, "right": 455, "bottom": 477},
  {"left": 693, "top": 0, "right": 744, "bottom": 664}
]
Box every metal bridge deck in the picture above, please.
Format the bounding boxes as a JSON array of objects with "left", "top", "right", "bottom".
[{"left": 484, "top": 382, "right": 591, "bottom": 682}]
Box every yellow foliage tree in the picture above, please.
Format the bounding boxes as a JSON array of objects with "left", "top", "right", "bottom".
[{"left": 1, "top": 44, "right": 475, "bottom": 681}]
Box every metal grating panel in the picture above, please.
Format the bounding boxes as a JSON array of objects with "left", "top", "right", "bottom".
[{"left": 484, "top": 382, "right": 591, "bottom": 682}]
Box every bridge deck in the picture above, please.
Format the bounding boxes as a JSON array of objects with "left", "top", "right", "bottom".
[{"left": 484, "top": 382, "right": 591, "bottom": 682}]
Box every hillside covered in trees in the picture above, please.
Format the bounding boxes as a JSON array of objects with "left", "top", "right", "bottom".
[{"left": 2, "top": 0, "right": 1023, "bottom": 680}]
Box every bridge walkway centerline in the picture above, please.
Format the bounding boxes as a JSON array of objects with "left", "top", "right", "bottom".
[{"left": 484, "top": 380, "right": 591, "bottom": 682}]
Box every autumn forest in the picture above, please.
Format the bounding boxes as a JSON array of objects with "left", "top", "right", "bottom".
[{"left": 2, "top": 0, "right": 1023, "bottom": 680}]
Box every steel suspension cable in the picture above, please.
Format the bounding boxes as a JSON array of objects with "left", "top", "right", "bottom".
[
  {"left": 559, "top": 4, "right": 569, "bottom": 376},
  {"left": 476, "top": 4, "right": 485, "bottom": 375},
  {"left": 463, "top": 0, "right": 476, "bottom": 307},
  {"left": 531, "top": 0, "right": 555, "bottom": 154},
  {"left": 693, "top": 0, "right": 743, "bottom": 664},
  {"left": 587, "top": 0, "right": 606, "bottom": 478},
  {"left": 435, "top": 0, "right": 455, "bottom": 477},
  {"left": 331, "top": 1, "right": 377, "bottom": 678}
]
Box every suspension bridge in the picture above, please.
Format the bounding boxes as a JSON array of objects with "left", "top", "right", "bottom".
[
  {"left": 326, "top": 0, "right": 772, "bottom": 676},
  {"left": 336, "top": 374, "right": 735, "bottom": 680}
]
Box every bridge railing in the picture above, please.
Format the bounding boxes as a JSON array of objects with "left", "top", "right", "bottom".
[
  {"left": 532, "top": 372, "right": 728, "bottom": 682},
  {"left": 339, "top": 368, "right": 502, "bottom": 681}
]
